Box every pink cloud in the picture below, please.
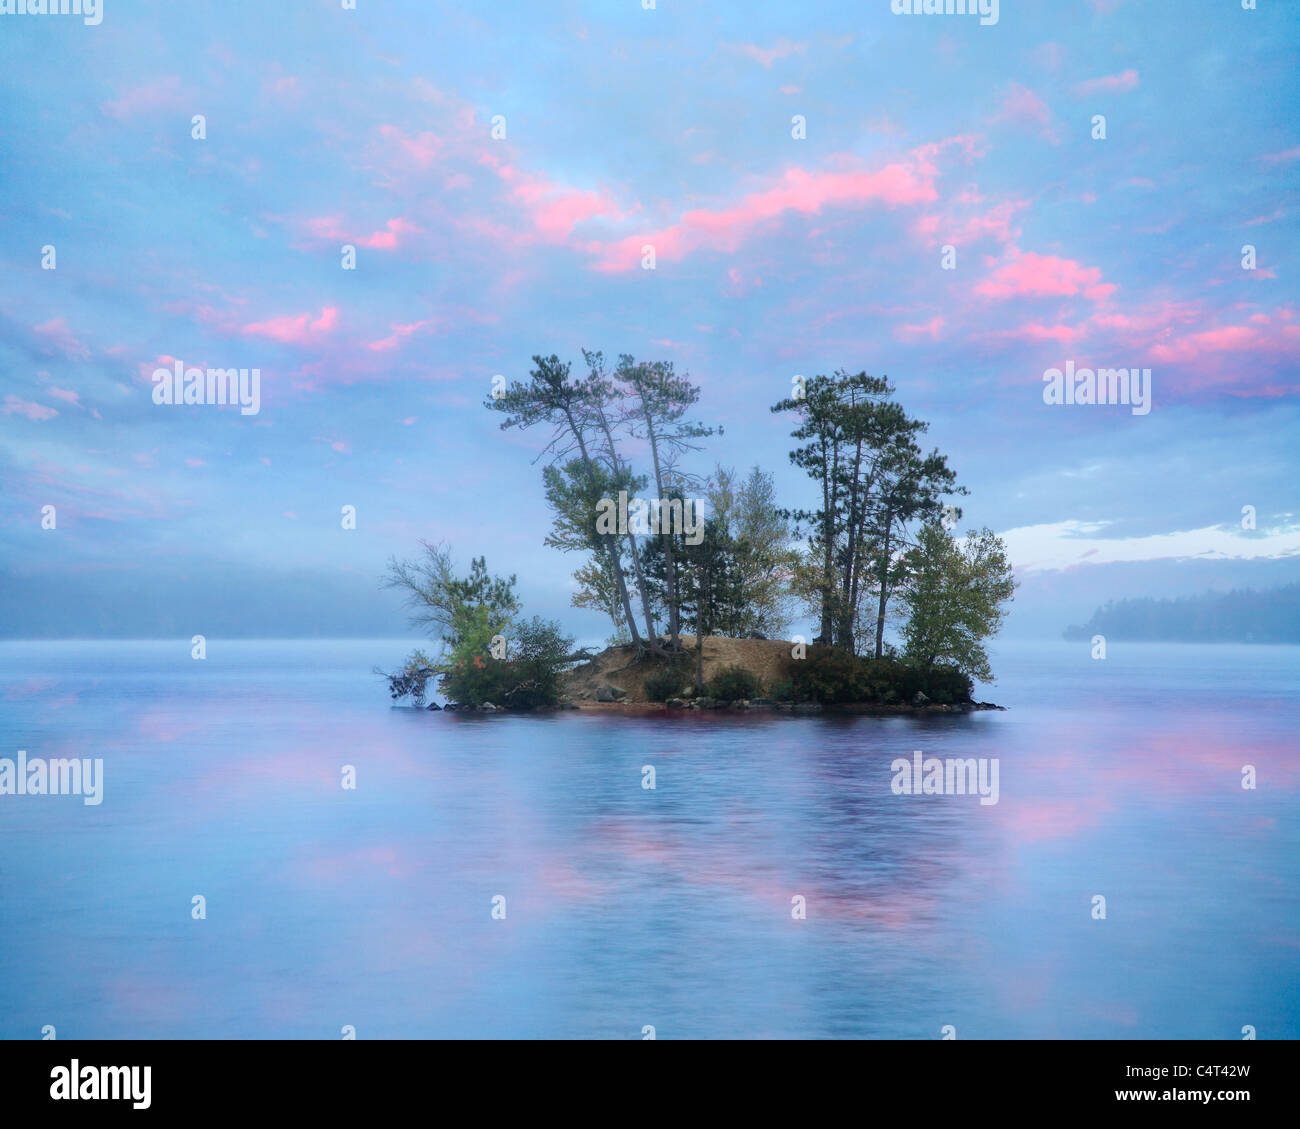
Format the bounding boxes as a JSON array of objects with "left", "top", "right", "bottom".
[
  {"left": 1149, "top": 322, "right": 1300, "bottom": 365},
  {"left": 586, "top": 138, "right": 974, "bottom": 272},
  {"left": 2, "top": 396, "right": 58, "bottom": 421},
  {"left": 996, "top": 83, "right": 1059, "bottom": 144},
  {"left": 241, "top": 306, "right": 339, "bottom": 346},
  {"left": 895, "top": 316, "right": 944, "bottom": 343},
  {"left": 303, "top": 215, "right": 419, "bottom": 250},
  {"left": 477, "top": 150, "right": 621, "bottom": 242},
  {"left": 913, "top": 198, "right": 1026, "bottom": 249},
  {"left": 48, "top": 386, "right": 81, "bottom": 405},
  {"left": 377, "top": 123, "right": 443, "bottom": 168},
  {"left": 976, "top": 250, "right": 1113, "bottom": 302},
  {"left": 1072, "top": 69, "right": 1139, "bottom": 97},
  {"left": 733, "top": 39, "right": 807, "bottom": 67},
  {"left": 515, "top": 179, "right": 620, "bottom": 241},
  {"left": 368, "top": 319, "right": 435, "bottom": 352},
  {"left": 33, "top": 318, "right": 90, "bottom": 360},
  {"left": 1259, "top": 147, "right": 1300, "bottom": 166},
  {"left": 356, "top": 217, "right": 422, "bottom": 249},
  {"left": 990, "top": 321, "right": 1086, "bottom": 347}
]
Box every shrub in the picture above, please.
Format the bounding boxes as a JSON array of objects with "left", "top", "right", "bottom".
[
  {"left": 706, "top": 664, "right": 763, "bottom": 702},
  {"left": 440, "top": 617, "right": 574, "bottom": 709},
  {"left": 788, "top": 646, "right": 867, "bottom": 703},
  {"left": 768, "top": 676, "right": 795, "bottom": 703},
  {"left": 789, "top": 647, "right": 974, "bottom": 705},
  {"left": 644, "top": 666, "right": 688, "bottom": 702}
]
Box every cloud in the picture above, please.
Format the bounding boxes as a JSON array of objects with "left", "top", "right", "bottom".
[
  {"left": 975, "top": 250, "right": 1114, "bottom": 302},
  {"left": 376, "top": 123, "right": 443, "bottom": 169},
  {"left": 996, "top": 83, "right": 1059, "bottom": 144},
  {"left": 1003, "top": 520, "right": 1300, "bottom": 573},
  {"left": 895, "top": 316, "right": 944, "bottom": 342},
  {"left": 3, "top": 397, "right": 59, "bottom": 421},
  {"left": 33, "top": 319, "right": 91, "bottom": 360},
  {"left": 356, "top": 217, "right": 422, "bottom": 249},
  {"left": 732, "top": 39, "right": 807, "bottom": 67},
  {"left": 368, "top": 319, "right": 435, "bottom": 353},
  {"left": 1072, "top": 69, "right": 1139, "bottom": 97},
  {"left": 240, "top": 307, "right": 339, "bottom": 346},
  {"left": 585, "top": 137, "right": 974, "bottom": 271}
]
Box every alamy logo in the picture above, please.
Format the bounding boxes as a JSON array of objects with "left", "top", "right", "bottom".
[
  {"left": 890, "top": 0, "right": 998, "bottom": 27},
  {"left": 152, "top": 359, "right": 261, "bottom": 416},
  {"left": 1042, "top": 361, "right": 1151, "bottom": 416},
  {"left": 595, "top": 490, "right": 705, "bottom": 546},
  {"left": 50, "top": 1060, "right": 150, "bottom": 1109},
  {"left": 891, "top": 750, "right": 999, "bottom": 805},
  {"left": 0, "top": 0, "right": 101, "bottom": 25},
  {"left": 0, "top": 750, "right": 103, "bottom": 806}
]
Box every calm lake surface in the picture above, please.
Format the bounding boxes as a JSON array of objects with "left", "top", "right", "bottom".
[{"left": 1, "top": 639, "right": 1296, "bottom": 1039}]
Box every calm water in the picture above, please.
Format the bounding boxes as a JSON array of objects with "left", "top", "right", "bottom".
[{"left": 0, "top": 639, "right": 1296, "bottom": 1039}]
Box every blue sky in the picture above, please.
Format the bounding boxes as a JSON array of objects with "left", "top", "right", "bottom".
[{"left": 1, "top": 0, "right": 1297, "bottom": 640}]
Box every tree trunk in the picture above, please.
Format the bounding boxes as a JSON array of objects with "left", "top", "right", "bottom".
[
  {"left": 874, "top": 510, "right": 892, "bottom": 659},
  {"left": 595, "top": 409, "right": 659, "bottom": 642},
  {"left": 644, "top": 412, "right": 681, "bottom": 650},
  {"left": 840, "top": 434, "right": 864, "bottom": 652},
  {"left": 564, "top": 406, "right": 642, "bottom": 647},
  {"left": 819, "top": 433, "right": 835, "bottom": 645}
]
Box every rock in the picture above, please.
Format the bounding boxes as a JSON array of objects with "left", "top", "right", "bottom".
[
  {"left": 426, "top": 702, "right": 442, "bottom": 711},
  {"left": 479, "top": 702, "right": 502, "bottom": 712},
  {"left": 793, "top": 702, "right": 823, "bottom": 714},
  {"left": 913, "top": 690, "right": 930, "bottom": 706},
  {"left": 595, "top": 684, "right": 627, "bottom": 703},
  {"left": 665, "top": 698, "right": 686, "bottom": 708},
  {"left": 748, "top": 698, "right": 774, "bottom": 706}
]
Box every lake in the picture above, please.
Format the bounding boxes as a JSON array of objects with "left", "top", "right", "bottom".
[{"left": 1, "top": 638, "right": 1296, "bottom": 1039}]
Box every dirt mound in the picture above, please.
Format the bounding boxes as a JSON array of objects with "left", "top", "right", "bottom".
[{"left": 562, "top": 636, "right": 795, "bottom": 704}]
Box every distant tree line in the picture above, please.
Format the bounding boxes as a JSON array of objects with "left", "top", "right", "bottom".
[{"left": 1064, "top": 585, "right": 1300, "bottom": 643}]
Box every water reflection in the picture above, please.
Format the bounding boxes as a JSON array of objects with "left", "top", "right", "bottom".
[{"left": 0, "top": 640, "right": 1295, "bottom": 1038}]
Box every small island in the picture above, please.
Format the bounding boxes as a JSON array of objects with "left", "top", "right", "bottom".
[{"left": 381, "top": 355, "right": 1016, "bottom": 714}]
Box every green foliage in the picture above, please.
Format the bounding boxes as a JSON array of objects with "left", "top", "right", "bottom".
[
  {"left": 383, "top": 547, "right": 574, "bottom": 709},
  {"left": 770, "top": 370, "right": 964, "bottom": 655},
  {"left": 788, "top": 646, "right": 974, "bottom": 705},
  {"left": 440, "top": 617, "right": 575, "bottom": 709},
  {"left": 900, "top": 523, "right": 1016, "bottom": 684},
  {"left": 643, "top": 656, "right": 692, "bottom": 702},
  {"left": 706, "top": 465, "right": 798, "bottom": 637},
  {"left": 383, "top": 541, "right": 518, "bottom": 648},
  {"left": 705, "top": 664, "right": 764, "bottom": 702},
  {"left": 768, "top": 676, "right": 796, "bottom": 703}
]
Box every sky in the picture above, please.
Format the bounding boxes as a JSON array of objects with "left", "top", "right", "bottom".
[{"left": 0, "top": 0, "right": 1297, "bottom": 641}]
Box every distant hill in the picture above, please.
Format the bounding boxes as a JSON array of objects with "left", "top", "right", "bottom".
[{"left": 1063, "top": 584, "right": 1300, "bottom": 643}]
